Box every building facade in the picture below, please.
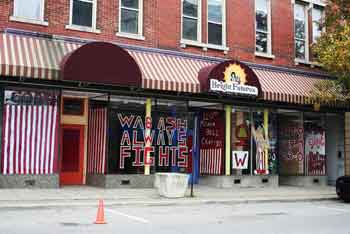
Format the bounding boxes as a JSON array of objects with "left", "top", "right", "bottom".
[{"left": 0, "top": 0, "right": 347, "bottom": 188}]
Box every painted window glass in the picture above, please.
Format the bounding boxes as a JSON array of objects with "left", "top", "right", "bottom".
[
  {"left": 294, "top": 3, "right": 307, "bottom": 60},
  {"left": 108, "top": 99, "right": 192, "bottom": 174},
  {"left": 200, "top": 110, "right": 225, "bottom": 175},
  {"left": 182, "top": 0, "right": 199, "bottom": 41},
  {"left": 304, "top": 113, "right": 326, "bottom": 176},
  {"left": 278, "top": 112, "right": 304, "bottom": 176},
  {"left": 72, "top": 0, "right": 94, "bottom": 27},
  {"left": 152, "top": 100, "right": 191, "bottom": 174},
  {"left": 312, "top": 7, "right": 323, "bottom": 43},
  {"left": 208, "top": 0, "right": 223, "bottom": 45},
  {"left": 231, "top": 108, "right": 251, "bottom": 175},
  {"left": 231, "top": 108, "right": 278, "bottom": 176},
  {"left": 255, "top": 0, "right": 270, "bottom": 53},
  {"left": 1, "top": 89, "right": 59, "bottom": 175},
  {"left": 120, "top": 0, "right": 140, "bottom": 34},
  {"left": 108, "top": 99, "right": 146, "bottom": 174},
  {"left": 252, "top": 110, "right": 278, "bottom": 175},
  {"left": 14, "top": 0, "right": 44, "bottom": 21}
]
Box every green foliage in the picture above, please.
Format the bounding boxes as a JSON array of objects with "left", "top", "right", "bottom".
[{"left": 311, "top": 0, "right": 350, "bottom": 103}]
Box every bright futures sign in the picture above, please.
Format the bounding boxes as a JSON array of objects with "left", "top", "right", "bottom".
[
  {"left": 209, "top": 63, "right": 259, "bottom": 96},
  {"left": 209, "top": 79, "right": 258, "bottom": 96}
]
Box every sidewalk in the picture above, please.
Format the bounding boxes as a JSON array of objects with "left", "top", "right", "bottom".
[{"left": 0, "top": 185, "right": 338, "bottom": 208}]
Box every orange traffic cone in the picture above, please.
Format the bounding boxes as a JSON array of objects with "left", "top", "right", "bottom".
[{"left": 94, "top": 199, "right": 107, "bottom": 224}]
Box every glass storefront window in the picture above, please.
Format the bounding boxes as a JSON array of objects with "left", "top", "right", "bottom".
[
  {"left": 107, "top": 98, "right": 194, "bottom": 175},
  {"left": 231, "top": 107, "right": 251, "bottom": 175},
  {"left": 152, "top": 99, "right": 192, "bottom": 174},
  {"left": 231, "top": 107, "right": 278, "bottom": 175},
  {"left": 106, "top": 96, "right": 146, "bottom": 174},
  {"left": 278, "top": 111, "right": 304, "bottom": 176},
  {"left": 304, "top": 113, "right": 326, "bottom": 176},
  {"left": 252, "top": 110, "right": 278, "bottom": 175}
]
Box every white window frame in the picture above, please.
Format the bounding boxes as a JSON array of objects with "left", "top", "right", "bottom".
[
  {"left": 116, "top": 0, "right": 145, "bottom": 40},
  {"left": 254, "top": 0, "right": 274, "bottom": 59},
  {"left": 181, "top": 0, "right": 202, "bottom": 43},
  {"left": 10, "top": 0, "right": 48, "bottom": 26},
  {"left": 294, "top": 1, "right": 310, "bottom": 63},
  {"left": 207, "top": 0, "right": 226, "bottom": 47},
  {"left": 66, "top": 0, "right": 100, "bottom": 34}
]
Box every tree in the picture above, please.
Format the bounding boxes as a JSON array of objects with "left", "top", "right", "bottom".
[{"left": 311, "top": 0, "right": 350, "bottom": 104}]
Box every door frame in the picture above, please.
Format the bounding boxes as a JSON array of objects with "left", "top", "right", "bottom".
[{"left": 60, "top": 124, "right": 85, "bottom": 186}]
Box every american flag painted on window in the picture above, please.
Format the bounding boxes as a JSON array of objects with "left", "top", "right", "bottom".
[
  {"left": 87, "top": 107, "right": 107, "bottom": 174},
  {"left": 1, "top": 90, "right": 59, "bottom": 175},
  {"left": 200, "top": 148, "right": 223, "bottom": 175},
  {"left": 199, "top": 111, "right": 225, "bottom": 175}
]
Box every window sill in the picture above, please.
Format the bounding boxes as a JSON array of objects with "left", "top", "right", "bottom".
[
  {"left": 180, "top": 39, "right": 229, "bottom": 54},
  {"left": 116, "top": 32, "right": 145, "bottom": 41},
  {"left": 65, "top": 24, "right": 101, "bottom": 34},
  {"left": 294, "top": 59, "right": 320, "bottom": 67},
  {"left": 255, "top": 52, "right": 275, "bottom": 59},
  {"left": 10, "top": 16, "right": 48, "bottom": 26}
]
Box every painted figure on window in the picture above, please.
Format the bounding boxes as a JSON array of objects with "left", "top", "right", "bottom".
[{"left": 251, "top": 122, "right": 270, "bottom": 175}]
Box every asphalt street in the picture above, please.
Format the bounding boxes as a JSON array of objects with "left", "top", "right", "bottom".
[{"left": 0, "top": 200, "right": 349, "bottom": 234}]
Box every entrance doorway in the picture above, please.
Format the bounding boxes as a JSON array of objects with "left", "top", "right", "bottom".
[{"left": 60, "top": 125, "right": 85, "bottom": 185}]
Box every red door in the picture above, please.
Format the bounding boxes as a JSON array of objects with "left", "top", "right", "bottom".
[{"left": 60, "top": 125, "right": 85, "bottom": 185}]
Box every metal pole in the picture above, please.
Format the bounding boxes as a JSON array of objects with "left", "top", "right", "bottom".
[
  {"left": 225, "top": 105, "right": 231, "bottom": 176},
  {"left": 190, "top": 114, "right": 197, "bottom": 197},
  {"left": 144, "top": 97, "right": 152, "bottom": 175}
]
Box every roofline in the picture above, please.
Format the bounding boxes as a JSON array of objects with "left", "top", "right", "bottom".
[{"left": 4, "top": 28, "right": 331, "bottom": 79}]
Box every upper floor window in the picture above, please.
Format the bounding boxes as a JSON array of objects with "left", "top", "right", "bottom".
[
  {"left": 255, "top": 0, "right": 272, "bottom": 55},
  {"left": 119, "top": 0, "right": 143, "bottom": 36},
  {"left": 312, "top": 7, "right": 324, "bottom": 43},
  {"left": 12, "top": 0, "right": 45, "bottom": 23},
  {"left": 182, "top": 0, "right": 201, "bottom": 42},
  {"left": 207, "top": 0, "right": 225, "bottom": 46},
  {"left": 294, "top": 2, "right": 308, "bottom": 60},
  {"left": 69, "top": 0, "right": 97, "bottom": 29}
]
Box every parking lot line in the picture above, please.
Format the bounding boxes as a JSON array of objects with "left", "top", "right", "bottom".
[{"left": 105, "top": 208, "right": 150, "bottom": 224}]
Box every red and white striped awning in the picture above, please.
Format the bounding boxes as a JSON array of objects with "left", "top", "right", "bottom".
[
  {"left": 129, "top": 50, "right": 211, "bottom": 93},
  {"left": 0, "top": 33, "right": 208, "bottom": 93},
  {"left": 0, "top": 33, "right": 329, "bottom": 104},
  {"left": 253, "top": 68, "right": 326, "bottom": 104},
  {"left": 0, "top": 33, "right": 79, "bottom": 80}
]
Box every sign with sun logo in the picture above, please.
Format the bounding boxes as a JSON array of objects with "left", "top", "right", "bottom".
[
  {"left": 209, "top": 63, "right": 259, "bottom": 96},
  {"left": 223, "top": 64, "right": 247, "bottom": 85}
]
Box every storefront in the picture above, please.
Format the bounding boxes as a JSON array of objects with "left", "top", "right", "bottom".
[{"left": 0, "top": 31, "right": 346, "bottom": 188}]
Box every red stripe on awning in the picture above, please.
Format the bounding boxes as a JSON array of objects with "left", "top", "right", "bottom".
[
  {"left": 0, "top": 33, "right": 331, "bottom": 103},
  {"left": 252, "top": 68, "right": 326, "bottom": 104},
  {"left": 128, "top": 50, "right": 202, "bottom": 93}
]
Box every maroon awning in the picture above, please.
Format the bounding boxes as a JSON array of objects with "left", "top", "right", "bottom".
[{"left": 60, "top": 41, "right": 142, "bottom": 87}]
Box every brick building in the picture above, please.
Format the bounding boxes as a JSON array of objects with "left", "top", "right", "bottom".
[{"left": 0, "top": 0, "right": 347, "bottom": 188}]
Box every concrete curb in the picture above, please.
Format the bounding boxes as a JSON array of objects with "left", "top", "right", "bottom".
[{"left": 0, "top": 196, "right": 338, "bottom": 209}]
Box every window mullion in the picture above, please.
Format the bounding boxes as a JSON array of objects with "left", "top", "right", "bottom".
[
  {"left": 121, "top": 6, "right": 139, "bottom": 11},
  {"left": 184, "top": 15, "right": 198, "bottom": 20}
]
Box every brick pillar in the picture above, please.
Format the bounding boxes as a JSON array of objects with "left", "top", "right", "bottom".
[{"left": 345, "top": 112, "right": 350, "bottom": 176}]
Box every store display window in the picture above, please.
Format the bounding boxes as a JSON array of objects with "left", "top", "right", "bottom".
[
  {"left": 151, "top": 99, "right": 192, "bottom": 174},
  {"left": 278, "top": 111, "right": 304, "bottom": 176},
  {"left": 304, "top": 113, "right": 326, "bottom": 176},
  {"left": 108, "top": 97, "right": 146, "bottom": 174},
  {"left": 231, "top": 107, "right": 278, "bottom": 175},
  {"left": 231, "top": 107, "right": 251, "bottom": 175}
]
